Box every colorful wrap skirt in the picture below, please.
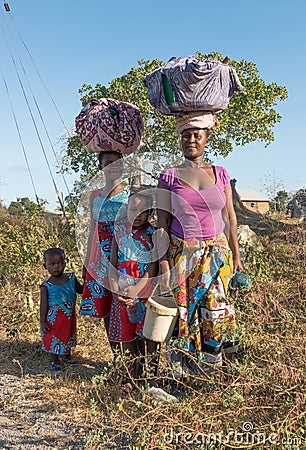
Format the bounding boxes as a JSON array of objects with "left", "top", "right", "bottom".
[
  {"left": 168, "top": 233, "right": 237, "bottom": 357},
  {"left": 80, "top": 221, "right": 114, "bottom": 318}
]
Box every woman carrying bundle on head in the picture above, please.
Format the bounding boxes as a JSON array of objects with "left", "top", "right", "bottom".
[
  {"left": 144, "top": 55, "right": 245, "bottom": 376},
  {"left": 75, "top": 98, "right": 144, "bottom": 343},
  {"left": 156, "top": 110, "right": 243, "bottom": 376}
]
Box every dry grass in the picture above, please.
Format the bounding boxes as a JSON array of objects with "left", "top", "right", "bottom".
[{"left": 0, "top": 222, "right": 305, "bottom": 449}]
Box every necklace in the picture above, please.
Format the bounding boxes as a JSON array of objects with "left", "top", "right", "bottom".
[{"left": 182, "top": 158, "right": 209, "bottom": 169}]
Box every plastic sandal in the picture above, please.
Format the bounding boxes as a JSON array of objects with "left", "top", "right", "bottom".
[
  {"left": 148, "top": 386, "right": 179, "bottom": 403},
  {"left": 50, "top": 362, "right": 63, "bottom": 373},
  {"left": 62, "top": 355, "right": 78, "bottom": 365}
]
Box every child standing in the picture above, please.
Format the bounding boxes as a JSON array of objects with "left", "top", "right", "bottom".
[
  {"left": 40, "top": 248, "right": 83, "bottom": 373},
  {"left": 109, "top": 187, "right": 159, "bottom": 393}
]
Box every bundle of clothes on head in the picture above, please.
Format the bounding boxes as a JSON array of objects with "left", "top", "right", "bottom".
[
  {"left": 75, "top": 97, "right": 144, "bottom": 154},
  {"left": 74, "top": 56, "right": 243, "bottom": 153},
  {"left": 144, "top": 55, "right": 243, "bottom": 132}
]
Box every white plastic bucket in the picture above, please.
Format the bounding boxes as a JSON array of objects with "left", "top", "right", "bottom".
[{"left": 143, "top": 295, "right": 179, "bottom": 343}]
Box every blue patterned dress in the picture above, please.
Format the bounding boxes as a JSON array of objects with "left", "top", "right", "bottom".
[{"left": 41, "top": 273, "right": 77, "bottom": 355}]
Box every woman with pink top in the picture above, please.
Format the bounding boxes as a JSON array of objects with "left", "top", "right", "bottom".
[{"left": 156, "top": 111, "right": 243, "bottom": 375}]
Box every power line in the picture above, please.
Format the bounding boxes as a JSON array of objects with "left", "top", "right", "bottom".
[
  {"left": 0, "top": 4, "right": 69, "bottom": 216},
  {"left": 5, "top": 3, "right": 72, "bottom": 138},
  {"left": 0, "top": 61, "right": 40, "bottom": 203},
  {"left": 1, "top": 6, "right": 71, "bottom": 196}
]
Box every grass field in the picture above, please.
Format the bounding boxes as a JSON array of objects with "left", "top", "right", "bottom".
[{"left": 0, "top": 211, "right": 305, "bottom": 449}]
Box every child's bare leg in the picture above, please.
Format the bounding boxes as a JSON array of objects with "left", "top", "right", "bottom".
[
  {"left": 121, "top": 340, "right": 138, "bottom": 379},
  {"left": 136, "top": 339, "right": 145, "bottom": 379},
  {"left": 51, "top": 353, "right": 60, "bottom": 364}
]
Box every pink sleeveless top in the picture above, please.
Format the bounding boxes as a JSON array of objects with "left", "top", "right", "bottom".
[{"left": 158, "top": 166, "right": 230, "bottom": 240}]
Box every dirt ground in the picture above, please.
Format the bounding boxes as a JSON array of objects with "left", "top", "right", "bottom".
[
  {"left": 0, "top": 372, "right": 86, "bottom": 450},
  {"left": 0, "top": 324, "right": 114, "bottom": 450}
]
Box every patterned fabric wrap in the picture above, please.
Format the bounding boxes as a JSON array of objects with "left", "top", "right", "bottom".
[
  {"left": 144, "top": 56, "right": 243, "bottom": 115},
  {"left": 75, "top": 98, "right": 144, "bottom": 154},
  {"left": 168, "top": 233, "right": 237, "bottom": 355},
  {"left": 80, "top": 187, "right": 130, "bottom": 318},
  {"left": 108, "top": 223, "right": 155, "bottom": 343},
  {"left": 41, "top": 273, "right": 77, "bottom": 355},
  {"left": 175, "top": 111, "right": 216, "bottom": 134}
]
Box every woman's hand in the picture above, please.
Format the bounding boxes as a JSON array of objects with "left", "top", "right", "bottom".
[
  {"left": 121, "top": 285, "right": 139, "bottom": 300},
  {"left": 233, "top": 255, "right": 243, "bottom": 274},
  {"left": 40, "top": 321, "right": 50, "bottom": 333}
]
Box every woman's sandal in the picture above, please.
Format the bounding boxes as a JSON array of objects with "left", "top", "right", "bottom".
[{"left": 148, "top": 386, "right": 179, "bottom": 403}]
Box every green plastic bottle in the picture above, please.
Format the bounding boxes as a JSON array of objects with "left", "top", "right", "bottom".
[{"left": 161, "top": 74, "right": 175, "bottom": 104}]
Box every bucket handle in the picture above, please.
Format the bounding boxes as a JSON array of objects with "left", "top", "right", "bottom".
[{"left": 149, "top": 304, "right": 179, "bottom": 316}]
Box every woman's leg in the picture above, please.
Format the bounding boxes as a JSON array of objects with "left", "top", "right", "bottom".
[
  {"left": 103, "top": 315, "right": 110, "bottom": 335},
  {"left": 110, "top": 340, "right": 139, "bottom": 387},
  {"left": 141, "top": 339, "right": 160, "bottom": 387},
  {"left": 105, "top": 315, "right": 119, "bottom": 362},
  {"left": 50, "top": 353, "right": 62, "bottom": 372}
]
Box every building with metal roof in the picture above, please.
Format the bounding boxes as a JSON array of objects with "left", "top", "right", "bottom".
[{"left": 236, "top": 190, "right": 270, "bottom": 214}]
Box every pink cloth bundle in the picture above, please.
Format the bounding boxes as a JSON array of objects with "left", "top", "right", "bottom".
[{"left": 75, "top": 98, "right": 144, "bottom": 154}]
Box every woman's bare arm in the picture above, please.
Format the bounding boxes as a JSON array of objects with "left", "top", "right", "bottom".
[
  {"left": 224, "top": 183, "right": 243, "bottom": 273},
  {"left": 75, "top": 276, "right": 84, "bottom": 294},
  {"left": 82, "top": 193, "right": 97, "bottom": 280}
]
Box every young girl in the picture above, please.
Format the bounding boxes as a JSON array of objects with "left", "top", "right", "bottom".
[
  {"left": 109, "top": 187, "right": 159, "bottom": 393},
  {"left": 80, "top": 151, "right": 130, "bottom": 336},
  {"left": 40, "top": 248, "right": 83, "bottom": 373}
]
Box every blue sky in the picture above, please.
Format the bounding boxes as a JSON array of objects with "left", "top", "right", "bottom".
[{"left": 0, "top": 0, "right": 305, "bottom": 210}]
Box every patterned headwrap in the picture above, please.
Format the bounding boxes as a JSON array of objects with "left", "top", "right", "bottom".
[
  {"left": 75, "top": 98, "right": 144, "bottom": 154},
  {"left": 175, "top": 111, "right": 218, "bottom": 135}
]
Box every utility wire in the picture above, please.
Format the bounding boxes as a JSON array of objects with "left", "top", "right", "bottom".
[
  {"left": 0, "top": 61, "right": 40, "bottom": 203},
  {"left": 0, "top": 11, "right": 67, "bottom": 217},
  {"left": 1, "top": 5, "right": 71, "bottom": 196},
  {"left": 4, "top": 2, "right": 72, "bottom": 138}
]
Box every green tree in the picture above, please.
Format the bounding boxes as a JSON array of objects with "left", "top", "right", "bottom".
[
  {"left": 273, "top": 190, "right": 290, "bottom": 212},
  {"left": 62, "top": 52, "right": 288, "bottom": 191},
  {"left": 8, "top": 197, "right": 46, "bottom": 217}
]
